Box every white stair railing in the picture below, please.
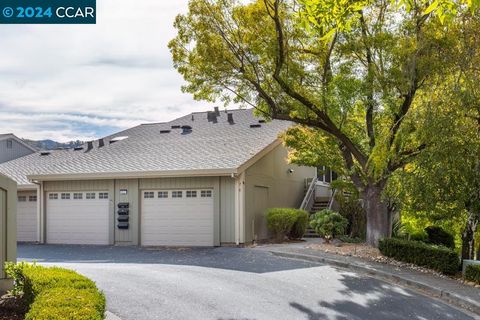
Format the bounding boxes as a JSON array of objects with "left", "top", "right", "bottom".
[
  {"left": 300, "top": 177, "right": 317, "bottom": 211},
  {"left": 327, "top": 188, "right": 337, "bottom": 210}
]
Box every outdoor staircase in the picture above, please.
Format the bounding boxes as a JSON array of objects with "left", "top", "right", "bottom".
[{"left": 304, "top": 199, "right": 329, "bottom": 238}]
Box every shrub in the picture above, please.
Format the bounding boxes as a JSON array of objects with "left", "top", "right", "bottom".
[
  {"left": 288, "top": 210, "right": 309, "bottom": 240},
  {"left": 378, "top": 238, "right": 460, "bottom": 275},
  {"left": 465, "top": 264, "right": 480, "bottom": 284},
  {"left": 310, "top": 209, "right": 348, "bottom": 243},
  {"left": 4, "top": 261, "right": 33, "bottom": 296},
  {"left": 266, "top": 208, "right": 298, "bottom": 242},
  {"left": 409, "top": 230, "right": 428, "bottom": 242},
  {"left": 336, "top": 194, "right": 366, "bottom": 239},
  {"left": 26, "top": 287, "right": 105, "bottom": 320},
  {"left": 424, "top": 226, "right": 455, "bottom": 249},
  {"left": 10, "top": 263, "right": 105, "bottom": 320}
]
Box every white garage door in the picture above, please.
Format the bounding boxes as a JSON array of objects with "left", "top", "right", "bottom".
[
  {"left": 17, "top": 192, "right": 38, "bottom": 242},
  {"left": 46, "top": 191, "right": 109, "bottom": 245},
  {"left": 141, "top": 189, "right": 214, "bottom": 246}
]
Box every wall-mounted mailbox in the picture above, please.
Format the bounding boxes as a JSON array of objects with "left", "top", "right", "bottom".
[
  {"left": 117, "top": 208, "right": 129, "bottom": 215},
  {"left": 117, "top": 216, "right": 129, "bottom": 222},
  {"left": 117, "top": 222, "right": 129, "bottom": 229},
  {"left": 118, "top": 202, "right": 129, "bottom": 209},
  {"left": 117, "top": 202, "right": 130, "bottom": 229}
]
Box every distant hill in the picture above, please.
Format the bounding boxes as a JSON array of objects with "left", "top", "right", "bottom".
[{"left": 23, "top": 139, "right": 84, "bottom": 151}]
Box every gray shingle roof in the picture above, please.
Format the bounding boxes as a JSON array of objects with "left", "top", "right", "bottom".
[{"left": 0, "top": 109, "right": 291, "bottom": 186}]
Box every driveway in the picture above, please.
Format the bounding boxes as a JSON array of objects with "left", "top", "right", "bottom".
[{"left": 18, "top": 244, "right": 476, "bottom": 320}]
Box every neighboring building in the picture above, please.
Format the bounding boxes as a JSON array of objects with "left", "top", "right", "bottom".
[
  {"left": 0, "top": 109, "right": 315, "bottom": 246},
  {"left": 0, "top": 174, "right": 16, "bottom": 293},
  {"left": 0, "top": 134, "right": 36, "bottom": 164}
]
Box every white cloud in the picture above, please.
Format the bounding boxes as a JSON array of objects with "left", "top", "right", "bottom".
[{"left": 0, "top": 0, "right": 218, "bottom": 142}]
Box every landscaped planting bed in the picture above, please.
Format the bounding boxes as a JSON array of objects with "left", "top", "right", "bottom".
[
  {"left": 378, "top": 238, "right": 460, "bottom": 275},
  {"left": 5, "top": 263, "right": 105, "bottom": 320},
  {"left": 465, "top": 264, "right": 480, "bottom": 285}
]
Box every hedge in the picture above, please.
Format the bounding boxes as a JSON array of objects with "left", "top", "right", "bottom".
[
  {"left": 378, "top": 238, "right": 460, "bottom": 275},
  {"left": 465, "top": 264, "right": 480, "bottom": 284},
  {"left": 266, "top": 208, "right": 309, "bottom": 241},
  {"left": 13, "top": 264, "right": 105, "bottom": 319}
]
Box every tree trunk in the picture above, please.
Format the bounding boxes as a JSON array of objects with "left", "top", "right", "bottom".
[
  {"left": 363, "top": 184, "right": 391, "bottom": 247},
  {"left": 461, "top": 212, "right": 478, "bottom": 260}
]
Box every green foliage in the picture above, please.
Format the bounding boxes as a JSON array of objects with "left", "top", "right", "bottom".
[
  {"left": 3, "top": 261, "right": 34, "bottom": 296},
  {"left": 409, "top": 230, "right": 428, "bottom": 242},
  {"left": 288, "top": 210, "right": 309, "bottom": 239},
  {"left": 464, "top": 265, "right": 480, "bottom": 284},
  {"left": 424, "top": 226, "right": 455, "bottom": 249},
  {"left": 379, "top": 238, "right": 460, "bottom": 275},
  {"left": 11, "top": 263, "right": 105, "bottom": 320},
  {"left": 336, "top": 193, "right": 366, "bottom": 239},
  {"left": 310, "top": 209, "right": 348, "bottom": 242},
  {"left": 25, "top": 287, "right": 105, "bottom": 320},
  {"left": 266, "top": 208, "right": 299, "bottom": 241}
]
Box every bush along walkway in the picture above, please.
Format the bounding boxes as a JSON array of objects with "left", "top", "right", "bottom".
[{"left": 255, "top": 239, "right": 480, "bottom": 316}]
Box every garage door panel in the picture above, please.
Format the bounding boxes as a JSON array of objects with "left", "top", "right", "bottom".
[
  {"left": 47, "top": 192, "right": 109, "bottom": 245},
  {"left": 142, "top": 189, "right": 214, "bottom": 246},
  {"left": 17, "top": 192, "right": 37, "bottom": 242}
]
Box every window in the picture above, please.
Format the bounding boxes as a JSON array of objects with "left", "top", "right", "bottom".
[
  {"left": 158, "top": 191, "right": 168, "bottom": 198},
  {"left": 73, "top": 193, "right": 83, "bottom": 200},
  {"left": 99, "top": 193, "right": 108, "bottom": 199},
  {"left": 144, "top": 192, "right": 154, "bottom": 199},
  {"left": 29, "top": 195, "right": 37, "bottom": 202},
  {"left": 61, "top": 193, "right": 71, "bottom": 200},
  {"left": 201, "top": 190, "right": 212, "bottom": 198},
  {"left": 172, "top": 191, "right": 183, "bottom": 198},
  {"left": 86, "top": 193, "right": 96, "bottom": 200},
  {"left": 49, "top": 193, "right": 58, "bottom": 200},
  {"left": 186, "top": 190, "right": 197, "bottom": 198},
  {"left": 18, "top": 196, "right": 26, "bottom": 202},
  {"left": 6, "top": 139, "right": 12, "bottom": 149}
]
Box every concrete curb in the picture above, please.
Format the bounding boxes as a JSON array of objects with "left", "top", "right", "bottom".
[{"left": 270, "top": 250, "right": 480, "bottom": 316}]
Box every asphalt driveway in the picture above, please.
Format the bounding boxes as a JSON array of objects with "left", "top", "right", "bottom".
[{"left": 18, "top": 244, "right": 476, "bottom": 320}]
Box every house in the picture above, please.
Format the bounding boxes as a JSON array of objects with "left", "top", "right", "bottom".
[
  {"left": 0, "top": 109, "right": 316, "bottom": 246},
  {"left": 0, "top": 134, "right": 36, "bottom": 164},
  {"left": 0, "top": 174, "right": 16, "bottom": 293}
]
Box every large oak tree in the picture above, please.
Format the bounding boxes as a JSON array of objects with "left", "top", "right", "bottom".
[{"left": 170, "top": 0, "right": 474, "bottom": 246}]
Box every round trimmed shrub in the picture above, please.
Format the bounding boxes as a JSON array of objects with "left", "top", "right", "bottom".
[
  {"left": 288, "top": 210, "right": 309, "bottom": 240},
  {"left": 425, "top": 226, "right": 455, "bottom": 249},
  {"left": 266, "top": 208, "right": 298, "bottom": 242},
  {"left": 309, "top": 209, "right": 348, "bottom": 243}
]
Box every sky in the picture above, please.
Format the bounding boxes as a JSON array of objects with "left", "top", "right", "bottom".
[{"left": 0, "top": 1, "right": 219, "bottom": 142}]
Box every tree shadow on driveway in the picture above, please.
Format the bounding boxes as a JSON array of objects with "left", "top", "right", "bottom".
[
  {"left": 17, "top": 243, "right": 321, "bottom": 274},
  {"left": 289, "top": 273, "right": 476, "bottom": 320}
]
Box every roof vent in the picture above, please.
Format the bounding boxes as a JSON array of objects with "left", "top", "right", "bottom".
[
  {"left": 181, "top": 125, "right": 192, "bottom": 135},
  {"left": 214, "top": 106, "right": 220, "bottom": 116},
  {"left": 171, "top": 125, "right": 181, "bottom": 129},
  {"left": 109, "top": 136, "right": 128, "bottom": 144},
  {"left": 227, "top": 113, "right": 234, "bottom": 124},
  {"left": 74, "top": 147, "right": 84, "bottom": 151},
  {"left": 160, "top": 130, "right": 171, "bottom": 134},
  {"left": 191, "top": 114, "right": 195, "bottom": 121},
  {"left": 86, "top": 141, "right": 94, "bottom": 151},
  {"left": 250, "top": 124, "right": 262, "bottom": 128},
  {"left": 40, "top": 151, "right": 50, "bottom": 156},
  {"left": 258, "top": 119, "right": 266, "bottom": 123},
  {"left": 98, "top": 138, "right": 105, "bottom": 148}
]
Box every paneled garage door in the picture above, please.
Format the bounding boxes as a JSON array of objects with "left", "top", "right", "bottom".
[
  {"left": 46, "top": 191, "right": 109, "bottom": 245},
  {"left": 141, "top": 189, "right": 214, "bottom": 246},
  {"left": 17, "top": 192, "right": 38, "bottom": 242}
]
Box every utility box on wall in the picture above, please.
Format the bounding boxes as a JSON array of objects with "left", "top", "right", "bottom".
[{"left": 0, "top": 174, "right": 17, "bottom": 293}]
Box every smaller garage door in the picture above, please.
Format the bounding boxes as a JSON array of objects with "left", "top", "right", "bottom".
[
  {"left": 17, "top": 192, "right": 38, "bottom": 242},
  {"left": 142, "top": 189, "right": 214, "bottom": 246},
  {"left": 46, "top": 191, "right": 110, "bottom": 245}
]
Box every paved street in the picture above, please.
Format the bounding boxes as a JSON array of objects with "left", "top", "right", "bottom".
[{"left": 18, "top": 244, "right": 477, "bottom": 320}]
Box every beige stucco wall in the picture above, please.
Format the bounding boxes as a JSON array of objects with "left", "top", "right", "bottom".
[
  {"left": 243, "top": 145, "right": 315, "bottom": 243},
  {"left": 0, "top": 174, "right": 17, "bottom": 293}
]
